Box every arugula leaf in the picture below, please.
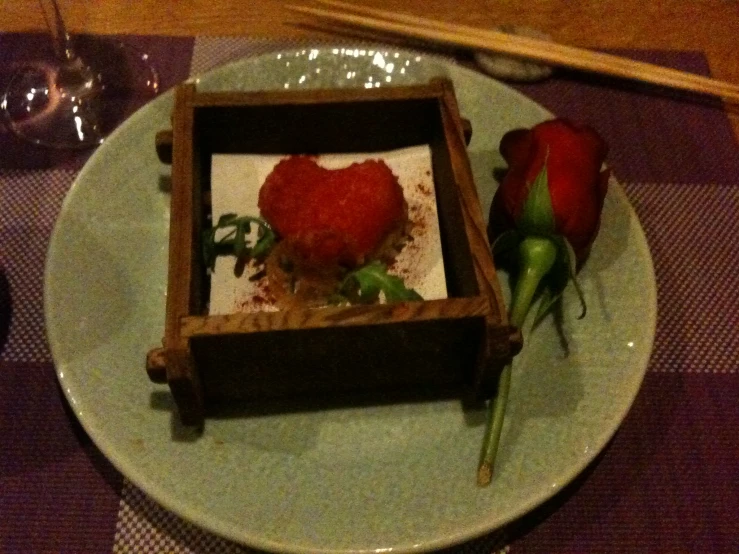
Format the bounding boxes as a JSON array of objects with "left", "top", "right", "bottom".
[
  {"left": 204, "top": 213, "right": 420, "bottom": 306},
  {"left": 252, "top": 230, "right": 277, "bottom": 259},
  {"left": 203, "top": 214, "right": 277, "bottom": 271},
  {"left": 234, "top": 223, "right": 246, "bottom": 258},
  {"left": 217, "top": 213, "right": 239, "bottom": 226},
  {"left": 341, "top": 261, "right": 423, "bottom": 303}
]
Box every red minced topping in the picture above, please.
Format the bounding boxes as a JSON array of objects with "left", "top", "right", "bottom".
[{"left": 258, "top": 156, "right": 407, "bottom": 268}]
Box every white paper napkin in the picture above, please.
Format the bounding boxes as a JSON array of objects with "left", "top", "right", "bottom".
[{"left": 209, "top": 146, "right": 448, "bottom": 314}]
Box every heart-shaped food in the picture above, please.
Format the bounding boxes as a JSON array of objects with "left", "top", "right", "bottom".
[{"left": 258, "top": 156, "right": 408, "bottom": 268}]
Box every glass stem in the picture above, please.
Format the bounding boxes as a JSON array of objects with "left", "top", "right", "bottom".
[{"left": 40, "top": 0, "right": 76, "bottom": 63}]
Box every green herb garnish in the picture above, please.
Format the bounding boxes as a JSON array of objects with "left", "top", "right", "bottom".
[
  {"left": 203, "top": 213, "right": 276, "bottom": 271},
  {"left": 203, "top": 214, "right": 421, "bottom": 305},
  {"left": 340, "top": 260, "right": 423, "bottom": 303}
]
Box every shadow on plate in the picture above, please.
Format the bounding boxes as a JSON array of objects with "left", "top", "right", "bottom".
[
  {"left": 149, "top": 384, "right": 482, "bottom": 445},
  {"left": 475, "top": 370, "right": 685, "bottom": 548},
  {"left": 46, "top": 213, "right": 135, "bottom": 366}
]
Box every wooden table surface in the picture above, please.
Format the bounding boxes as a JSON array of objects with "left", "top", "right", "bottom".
[{"left": 3, "top": 0, "right": 738, "bottom": 133}]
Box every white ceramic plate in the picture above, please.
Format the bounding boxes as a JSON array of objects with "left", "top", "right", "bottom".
[{"left": 45, "top": 47, "right": 656, "bottom": 554}]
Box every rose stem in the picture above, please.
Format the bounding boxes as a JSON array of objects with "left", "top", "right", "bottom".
[{"left": 478, "top": 236, "right": 558, "bottom": 486}]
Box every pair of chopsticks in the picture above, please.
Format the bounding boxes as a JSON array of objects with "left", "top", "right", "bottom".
[{"left": 287, "top": 0, "right": 739, "bottom": 105}]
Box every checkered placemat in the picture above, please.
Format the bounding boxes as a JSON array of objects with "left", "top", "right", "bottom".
[
  {"left": 0, "top": 169, "right": 72, "bottom": 363},
  {"left": 622, "top": 182, "right": 739, "bottom": 375}
]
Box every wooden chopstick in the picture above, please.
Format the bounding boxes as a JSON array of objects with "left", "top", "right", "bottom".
[{"left": 288, "top": 0, "right": 739, "bottom": 104}]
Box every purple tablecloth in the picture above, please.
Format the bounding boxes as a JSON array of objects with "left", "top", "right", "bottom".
[{"left": 1, "top": 34, "right": 737, "bottom": 553}]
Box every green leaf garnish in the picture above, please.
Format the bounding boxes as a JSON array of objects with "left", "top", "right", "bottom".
[
  {"left": 217, "top": 213, "right": 239, "bottom": 226},
  {"left": 234, "top": 223, "right": 246, "bottom": 258},
  {"left": 341, "top": 261, "right": 423, "bottom": 303},
  {"left": 251, "top": 229, "right": 277, "bottom": 259},
  {"left": 203, "top": 214, "right": 277, "bottom": 272}
]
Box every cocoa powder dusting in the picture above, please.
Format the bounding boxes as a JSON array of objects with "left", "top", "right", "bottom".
[
  {"left": 236, "top": 264, "right": 279, "bottom": 312},
  {"left": 416, "top": 181, "right": 433, "bottom": 197}
]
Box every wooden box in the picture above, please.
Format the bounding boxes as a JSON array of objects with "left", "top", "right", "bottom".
[{"left": 146, "top": 78, "right": 520, "bottom": 426}]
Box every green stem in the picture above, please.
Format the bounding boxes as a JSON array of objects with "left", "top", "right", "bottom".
[
  {"left": 477, "top": 362, "right": 511, "bottom": 485},
  {"left": 478, "top": 236, "right": 558, "bottom": 486}
]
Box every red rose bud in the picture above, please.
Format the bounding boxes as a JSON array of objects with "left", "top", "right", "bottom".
[
  {"left": 489, "top": 118, "right": 610, "bottom": 264},
  {"left": 478, "top": 119, "right": 610, "bottom": 486},
  {"left": 487, "top": 117, "right": 610, "bottom": 329}
]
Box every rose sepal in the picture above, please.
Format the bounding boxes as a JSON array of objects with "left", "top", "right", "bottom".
[
  {"left": 517, "top": 153, "right": 555, "bottom": 237},
  {"left": 532, "top": 236, "right": 587, "bottom": 328}
]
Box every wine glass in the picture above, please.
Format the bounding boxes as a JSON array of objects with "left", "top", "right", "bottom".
[{"left": 0, "top": 0, "right": 159, "bottom": 149}]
